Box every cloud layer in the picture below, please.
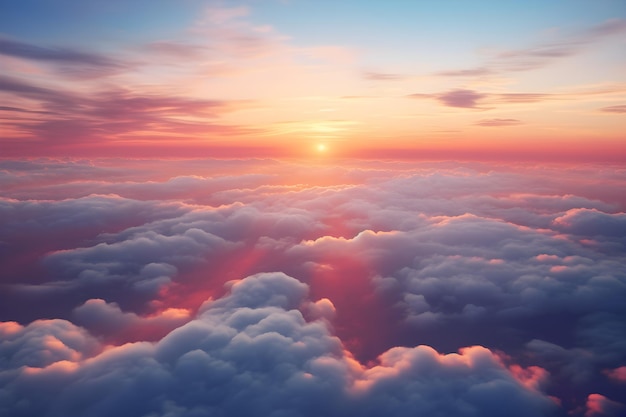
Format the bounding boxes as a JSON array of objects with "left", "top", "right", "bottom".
[{"left": 1, "top": 158, "right": 625, "bottom": 416}]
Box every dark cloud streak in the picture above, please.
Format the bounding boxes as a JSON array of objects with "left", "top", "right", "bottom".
[
  {"left": 0, "top": 36, "right": 129, "bottom": 78},
  {"left": 0, "top": 76, "right": 256, "bottom": 146}
]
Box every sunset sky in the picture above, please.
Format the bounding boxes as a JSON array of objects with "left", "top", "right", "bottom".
[
  {"left": 2, "top": 2, "right": 626, "bottom": 417},
  {"left": 1, "top": 0, "right": 625, "bottom": 160}
]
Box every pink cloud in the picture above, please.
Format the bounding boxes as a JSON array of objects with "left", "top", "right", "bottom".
[
  {"left": 585, "top": 394, "right": 625, "bottom": 417},
  {"left": 600, "top": 105, "right": 626, "bottom": 114},
  {"left": 0, "top": 75, "right": 257, "bottom": 147},
  {"left": 435, "top": 89, "right": 487, "bottom": 108},
  {"left": 604, "top": 366, "right": 626, "bottom": 383}
]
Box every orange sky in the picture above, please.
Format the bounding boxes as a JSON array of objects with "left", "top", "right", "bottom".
[{"left": 1, "top": 1, "right": 625, "bottom": 161}]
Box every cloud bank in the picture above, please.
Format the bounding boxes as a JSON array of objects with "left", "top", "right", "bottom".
[{"left": 1, "top": 158, "right": 625, "bottom": 416}]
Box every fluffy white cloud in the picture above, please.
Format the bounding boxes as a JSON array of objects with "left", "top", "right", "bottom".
[{"left": 0, "top": 273, "right": 555, "bottom": 417}]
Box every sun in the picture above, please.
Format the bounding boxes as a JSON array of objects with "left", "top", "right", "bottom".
[{"left": 316, "top": 143, "right": 328, "bottom": 153}]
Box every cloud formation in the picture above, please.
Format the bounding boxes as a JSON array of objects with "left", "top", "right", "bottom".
[
  {"left": 408, "top": 86, "right": 623, "bottom": 113},
  {"left": 1, "top": 158, "right": 625, "bottom": 416},
  {"left": 435, "top": 18, "right": 626, "bottom": 78},
  {"left": 0, "top": 36, "right": 128, "bottom": 78},
  {"left": 0, "top": 74, "right": 254, "bottom": 147},
  {"left": 409, "top": 89, "right": 487, "bottom": 109},
  {"left": 600, "top": 105, "right": 626, "bottom": 114},
  {"left": 363, "top": 71, "right": 406, "bottom": 81},
  {"left": 436, "top": 89, "right": 487, "bottom": 108},
  {"left": 475, "top": 118, "right": 523, "bottom": 127},
  {"left": 1, "top": 272, "right": 556, "bottom": 417}
]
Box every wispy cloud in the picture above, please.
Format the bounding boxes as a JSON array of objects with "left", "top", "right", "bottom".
[
  {"left": 0, "top": 36, "right": 128, "bottom": 78},
  {"left": 436, "top": 19, "right": 626, "bottom": 77},
  {"left": 599, "top": 104, "right": 626, "bottom": 114},
  {"left": 474, "top": 118, "right": 523, "bottom": 127},
  {"left": 495, "top": 93, "right": 553, "bottom": 104},
  {"left": 141, "top": 41, "right": 207, "bottom": 59},
  {"left": 190, "top": 5, "right": 287, "bottom": 60},
  {"left": 587, "top": 18, "right": 626, "bottom": 37},
  {"left": 0, "top": 74, "right": 77, "bottom": 106},
  {"left": 408, "top": 85, "right": 626, "bottom": 110},
  {"left": 436, "top": 67, "right": 494, "bottom": 77},
  {"left": 493, "top": 42, "right": 580, "bottom": 72},
  {"left": 363, "top": 71, "right": 406, "bottom": 81},
  {"left": 0, "top": 75, "right": 255, "bottom": 145},
  {"left": 0, "top": 106, "right": 52, "bottom": 114}
]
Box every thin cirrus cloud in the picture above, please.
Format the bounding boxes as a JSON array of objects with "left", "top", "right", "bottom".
[
  {"left": 408, "top": 86, "right": 625, "bottom": 110},
  {"left": 363, "top": 71, "right": 407, "bottom": 81},
  {"left": 0, "top": 5, "right": 359, "bottom": 156},
  {"left": 1, "top": 159, "right": 625, "bottom": 416},
  {"left": 600, "top": 104, "right": 626, "bottom": 114},
  {"left": 475, "top": 118, "right": 523, "bottom": 127},
  {"left": 141, "top": 41, "right": 208, "bottom": 59},
  {"left": 436, "top": 67, "right": 495, "bottom": 77},
  {"left": 435, "top": 18, "right": 626, "bottom": 77},
  {"left": 0, "top": 74, "right": 255, "bottom": 146},
  {"left": 407, "top": 89, "right": 553, "bottom": 109},
  {"left": 190, "top": 4, "right": 288, "bottom": 60},
  {"left": 0, "top": 36, "right": 129, "bottom": 78}
]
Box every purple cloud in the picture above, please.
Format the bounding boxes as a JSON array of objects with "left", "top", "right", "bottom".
[
  {"left": 408, "top": 89, "right": 562, "bottom": 108},
  {"left": 0, "top": 36, "right": 128, "bottom": 78},
  {"left": 436, "top": 89, "right": 486, "bottom": 108},
  {"left": 495, "top": 42, "right": 579, "bottom": 72},
  {"left": 0, "top": 75, "right": 256, "bottom": 145},
  {"left": 409, "top": 89, "right": 489, "bottom": 108},
  {"left": 587, "top": 18, "right": 626, "bottom": 38},
  {"left": 0, "top": 106, "right": 52, "bottom": 114},
  {"left": 0, "top": 37, "right": 116, "bottom": 65},
  {"left": 142, "top": 41, "right": 206, "bottom": 58}
]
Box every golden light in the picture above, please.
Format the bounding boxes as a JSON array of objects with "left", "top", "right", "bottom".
[{"left": 316, "top": 143, "right": 328, "bottom": 152}]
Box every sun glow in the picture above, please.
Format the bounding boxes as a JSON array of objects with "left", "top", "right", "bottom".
[{"left": 316, "top": 143, "right": 328, "bottom": 153}]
